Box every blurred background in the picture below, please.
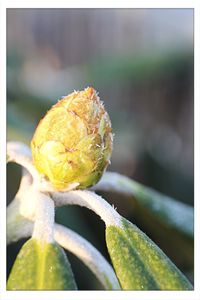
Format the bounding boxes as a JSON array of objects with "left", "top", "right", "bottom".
[{"left": 7, "top": 9, "right": 194, "bottom": 289}]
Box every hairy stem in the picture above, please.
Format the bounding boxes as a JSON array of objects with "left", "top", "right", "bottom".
[
  {"left": 51, "top": 190, "right": 122, "bottom": 227},
  {"left": 32, "top": 192, "right": 55, "bottom": 244}
]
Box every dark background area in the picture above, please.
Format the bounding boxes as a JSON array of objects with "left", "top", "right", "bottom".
[{"left": 7, "top": 8, "right": 194, "bottom": 289}]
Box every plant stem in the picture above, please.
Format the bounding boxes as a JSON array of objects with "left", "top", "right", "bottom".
[
  {"left": 51, "top": 190, "right": 122, "bottom": 227},
  {"left": 32, "top": 192, "right": 55, "bottom": 244}
]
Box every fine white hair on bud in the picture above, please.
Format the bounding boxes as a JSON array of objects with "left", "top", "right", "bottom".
[{"left": 31, "top": 87, "right": 113, "bottom": 191}]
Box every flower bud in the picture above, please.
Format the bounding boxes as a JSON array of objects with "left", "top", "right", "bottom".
[{"left": 31, "top": 87, "right": 113, "bottom": 190}]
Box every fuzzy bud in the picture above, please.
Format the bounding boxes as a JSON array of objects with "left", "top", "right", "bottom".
[{"left": 31, "top": 87, "right": 113, "bottom": 190}]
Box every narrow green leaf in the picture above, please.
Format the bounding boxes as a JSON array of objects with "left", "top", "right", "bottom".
[
  {"left": 129, "top": 202, "right": 193, "bottom": 270},
  {"left": 7, "top": 238, "right": 77, "bottom": 290},
  {"left": 106, "top": 218, "right": 193, "bottom": 290},
  {"left": 106, "top": 225, "right": 157, "bottom": 290}
]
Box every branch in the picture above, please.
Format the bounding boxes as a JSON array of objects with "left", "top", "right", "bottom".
[{"left": 51, "top": 190, "right": 122, "bottom": 227}]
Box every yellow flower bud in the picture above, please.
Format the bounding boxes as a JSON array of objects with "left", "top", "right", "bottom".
[{"left": 31, "top": 87, "right": 113, "bottom": 190}]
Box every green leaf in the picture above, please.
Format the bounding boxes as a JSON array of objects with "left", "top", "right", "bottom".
[
  {"left": 106, "top": 218, "right": 193, "bottom": 290},
  {"left": 128, "top": 202, "right": 193, "bottom": 270},
  {"left": 7, "top": 238, "right": 77, "bottom": 290}
]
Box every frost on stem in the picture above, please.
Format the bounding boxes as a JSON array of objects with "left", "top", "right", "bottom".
[
  {"left": 32, "top": 192, "right": 55, "bottom": 244},
  {"left": 51, "top": 190, "right": 122, "bottom": 227}
]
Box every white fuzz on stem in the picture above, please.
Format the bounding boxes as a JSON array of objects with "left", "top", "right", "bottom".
[
  {"left": 32, "top": 192, "right": 55, "bottom": 244},
  {"left": 51, "top": 190, "right": 122, "bottom": 227}
]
